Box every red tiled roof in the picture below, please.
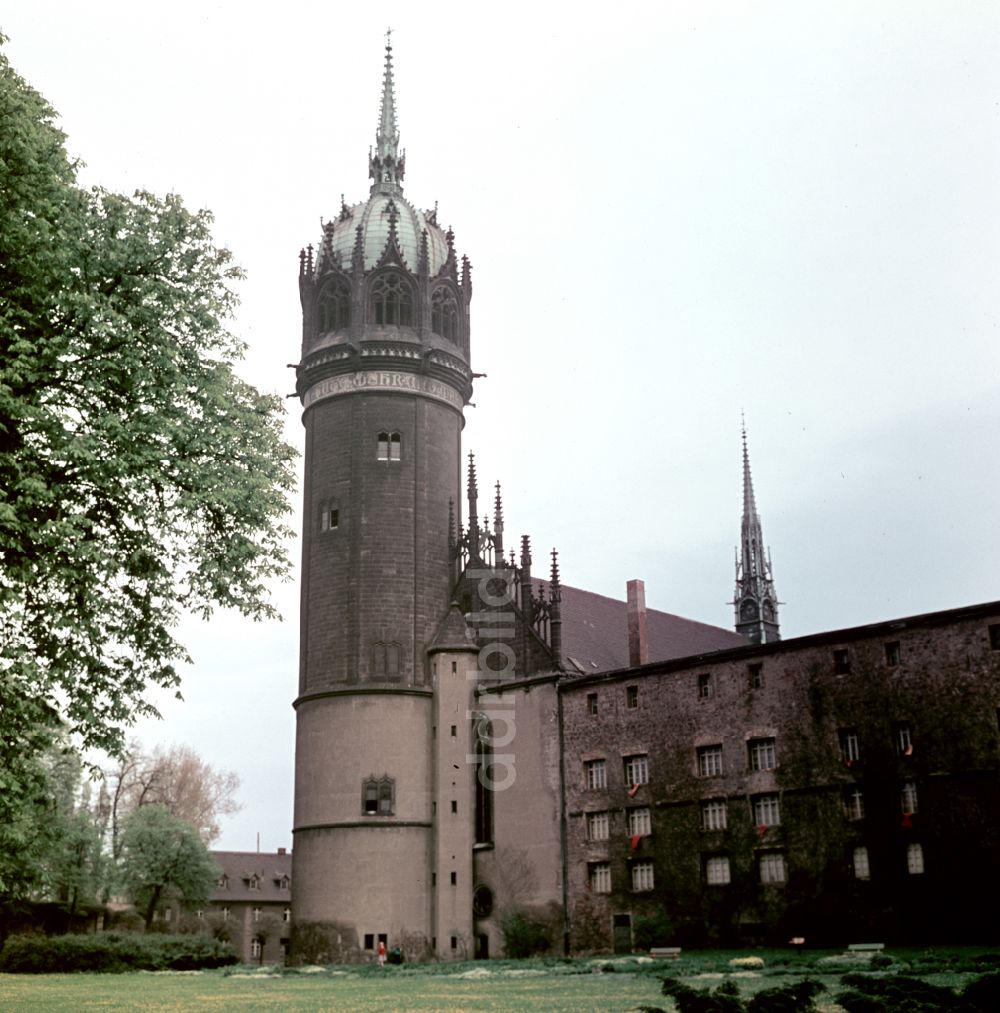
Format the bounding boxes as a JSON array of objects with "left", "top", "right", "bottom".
[{"left": 552, "top": 583, "right": 747, "bottom": 674}]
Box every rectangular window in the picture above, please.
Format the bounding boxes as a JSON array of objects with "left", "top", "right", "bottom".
[
  {"left": 251, "top": 937, "right": 261, "bottom": 959},
  {"left": 697, "top": 673, "right": 713, "bottom": 699},
  {"left": 906, "top": 842, "right": 925, "bottom": 875},
  {"left": 624, "top": 754, "right": 649, "bottom": 787},
  {"left": 901, "top": 780, "right": 918, "bottom": 815},
  {"left": 364, "top": 933, "right": 374, "bottom": 950},
  {"left": 701, "top": 798, "right": 728, "bottom": 831},
  {"left": 989, "top": 624, "right": 1000, "bottom": 650},
  {"left": 853, "top": 846, "right": 871, "bottom": 880},
  {"left": 587, "top": 811, "right": 610, "bottom": 841},
  {"left": 627, "top": 807, "right": 651, "bottom": 837},
  {"left": 896, "top": 722, "right": 913, "bottom": 755},
  {"left": 885, "top": 641, "right": 901, "bottom": 666},
  {"left": 626, "top": 685, "right": 639, "bottom": 709},
  {"left": 589, "top": 862, "right": 611, "bottom": 893},
  {"left": 450, "top": 872, "right": 457, "bottom": 885},
  {"left": 748, "top": 663, "right": 764, "bottom": 689},
  {"left": 585, "top": 759, "right": 607, "bottom": 789},
  {"left": 839, "top": 729, "right": 861, "bottom": 764},
  {"left": 587, "top": 693, "right": 598, "bottom": 716},
  {"left": 748, "top": 737, "right": 777, "bottom": 771},
  {"left": 631, "top": 860, "right": 655, "bottom": 892},
  {"left": 698, "top": 745, "right": 724, "bottom": 777},
  {"left": 450, "top": 725, "right": 457, "bottom": 736},
  {"left": 759, "top": 851, "right": 787, "bottom": 884},
  {"left": 844, "top": 788, "right": 865, "bottom": 821},
  {"left": 833, "top": 649, "right": 851, "bottom": 674},
  {"left": 322, "top": 507, "right": 339, "bottom": 531},
  {"left": 451, "top": 800, "right": 458, "bottom": 814},
  {"left": 753, "top": 794, "right": 781, "bottom": 827},
  {"left": 705, "top": 854, "right": 731, "bottom": 885},
  {"left": 253, "top": 907, "right": 261, "bottom": 923}
]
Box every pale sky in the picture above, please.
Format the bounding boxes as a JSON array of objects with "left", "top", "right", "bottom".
[{"left": 4, "top": 2, "right": 998, "bottom": 852}]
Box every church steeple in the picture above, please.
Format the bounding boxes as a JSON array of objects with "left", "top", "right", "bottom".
[
  {"left": 369, "top": 31, "right": 405, "bottom": 196},
  {"left": 734, "top": 422, "right": 780, "bottom": 644}
]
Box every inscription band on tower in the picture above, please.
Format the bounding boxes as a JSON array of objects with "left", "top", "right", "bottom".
[{"left": 303, "top": 370, "right": 465, "bottom": 411}]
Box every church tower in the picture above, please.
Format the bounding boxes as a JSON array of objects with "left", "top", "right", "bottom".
[
  {"left": 733, "top": 425, "right": 780, "bottom": 643},
  {"left": 291, "top": 38, "right": 474, "bottom": 959}
]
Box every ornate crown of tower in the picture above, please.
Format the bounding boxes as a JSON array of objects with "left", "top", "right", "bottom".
[
  {"left": 733, "top": 423, "right": 781, "bottom": 644},
  {"left": 295, "top": 36, "right": 473, "bottom": 410}
]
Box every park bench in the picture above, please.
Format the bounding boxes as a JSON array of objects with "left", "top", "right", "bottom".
[
  {"left": 846, "top": 943, "right": 884, "bottom": 959},
  {"left": 650, "top": 947, "right": 682, "bottom": 960}
]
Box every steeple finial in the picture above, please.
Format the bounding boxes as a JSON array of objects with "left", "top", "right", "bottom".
[
  {"left": 467, "top": 453, "right": 480, "bottom": 560},
  {"left": 493, "top": 482, "right": 504, "bottom": 559},
  {"left": 369, "top": 32, "right": 405, "bottom": 195},
  {"left": 733, "top": 419, "right": 780, "bottom": 645}
]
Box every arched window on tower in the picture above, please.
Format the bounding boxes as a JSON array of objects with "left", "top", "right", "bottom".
[
  {"left": 474, "top": 716, "right": 494, "bottom": 845},
  {"left": 376, "top": 431, "right": 402, "bottom": 462},
  {"left": 370, "top": 273, "right": 413, "bottom": 326},
  {"left": 318, "top": 278, "right": 351, "bottom": 333},
  {"left": 362, "top": 775, "right": 395, "bottom": 815},
  {"left": 371, "top": 641, "right": 402, "bottom": 679},
  {"left": 430, "top": 286, "right": 459, "bottom": 342}
]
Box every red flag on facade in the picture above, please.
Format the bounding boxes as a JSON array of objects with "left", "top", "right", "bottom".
[
  {"left": 901, "top": 812, "right": 914, "bottom": 828},
  {"left": 630, "top": 834, "right": 642, "bottom": 850},
  {"left": 758, "top": 824, "right": 768, "bottom": 840},
  {"left": 628, "top": 784, "right": 640, "bottom": 797}
]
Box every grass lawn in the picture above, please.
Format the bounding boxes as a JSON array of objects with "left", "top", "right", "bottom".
[{"left": 1, "top": 948, "right": 997, "bottom": 1012}]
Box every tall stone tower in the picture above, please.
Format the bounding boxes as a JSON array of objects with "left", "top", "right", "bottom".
[
  {"left": 733, "top": 424, "right": 780, "bottom": 643},
  {"left": 291, "top": 38, "right": 474, "bottom": 959}
]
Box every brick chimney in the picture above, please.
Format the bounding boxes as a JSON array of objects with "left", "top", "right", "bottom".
[
  {"left": 627, "top": 579, "right": 649, "bottom": 667},
  {"left": 277, "top": 847, "right": 287, "bottom": 856}
]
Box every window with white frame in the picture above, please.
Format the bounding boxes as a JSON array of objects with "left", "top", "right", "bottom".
[
  {"left": 626, "top": 685, "right": 639, "bottom": 709},
  {"left": 631, "top": 860, "right": 655, "bottom": 892},
  {"left": 585, "top": 759, "right": 607, "bottom": 789},
  {"left": 759, "top": 851, "right": 787, "bottom": 884},
  {"left": 896, "top": 722, "right": 913, "bottom": 755},
  {"left": 251, "top": 937, "right": 262, "bottom": 959},
  {"left": 222, "top": 907, "right": 230, "bottom": 921},
  {"left": 906, "top": 842, "right": 925, "bottom": 874},
  {"left": 587, "top": 811, "right": 610, "bottom": 841},
  {"left": 627, "top": 807, "right": 651, "bottom": 837},
  {"left": 853, "top": 846, "right": 871, "bottom": 880},
  {"left": 901, "top": 780, "right": 918, "bottom": 815},
  {"left": 253, "top": 907, "right": 261, "bottom": 923},
  {"left": 697, "top": 673, "right": 713, "bottom": 699},
  {"left": 705, "top": 854, "right": 731, "bottom": 885},
  {"left": 701, "top": 798, "right": 728, "bottom": 830},
  {"left": 283, "top": 907, "right": 291, "bottom": 923},
  {"left": 697, "top": 744, "right": 724, "bottom": 777},
  {"left": 624, "top": 754, "right": 649, "bottom": 787},
  {"left": 839, "top": 728, "right": 861, "bottom": 764},
  {"left": 589, "top": 862, "right": 611, "bottom": 893},
  {"left": 376, "top": 431, "right": 402, "bottom": 462},
  {"left": 748, "top": 737, "right": 777, "bottom": 771},
  {"left": 753, "top": 794, "right": 781, "bottom": 826},
  {"left": 844, "top": 788, "right": 865, "bottom": 821}
]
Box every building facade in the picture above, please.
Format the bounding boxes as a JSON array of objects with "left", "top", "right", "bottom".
[{"left": 290, "top": 40, "right": 1000, "bottom": 960}]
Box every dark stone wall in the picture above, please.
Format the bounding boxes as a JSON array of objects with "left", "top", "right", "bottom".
[{"left": 558, "top": 607, "right": 1000, "bottom": 947}]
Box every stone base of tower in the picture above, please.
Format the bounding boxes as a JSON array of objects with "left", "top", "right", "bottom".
[{"left": 290, "top": 825, "right": 432, "bottom": 963}]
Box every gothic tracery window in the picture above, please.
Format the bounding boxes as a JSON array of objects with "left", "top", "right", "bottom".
[
  {"left": 370, "top": 272, "right": 413, "bottom": 326},
  {"left": 430, "top": 286, "right": 459, "bottom": 341},
  {"left": 319, "top": 278, "right": 351, "bottom": 333}
]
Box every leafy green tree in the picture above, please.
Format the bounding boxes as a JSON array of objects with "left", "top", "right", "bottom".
[
  {"left": 118, "top": 805, "right": 218, "bottom": 930},
  {"left": 0, "top": 40, "right": 296, "bottom": 759}
]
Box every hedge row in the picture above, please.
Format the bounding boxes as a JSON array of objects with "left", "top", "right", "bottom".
[{"left": 0, "top": 932, "right": 238, "bottom": 973}]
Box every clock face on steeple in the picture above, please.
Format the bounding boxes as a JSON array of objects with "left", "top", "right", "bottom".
[{"left": 741, "top": 600, "right": 758, "bottom": 621}]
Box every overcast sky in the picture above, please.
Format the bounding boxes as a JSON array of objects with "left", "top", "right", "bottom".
[{"left": 5, "top": 2, "right": 998, "bottom": 852}]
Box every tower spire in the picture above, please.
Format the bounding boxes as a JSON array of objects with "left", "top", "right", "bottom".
[
  {"left": 733, "top": 420, "right": 780, "bottom": 644},
  {"left": 369, "top": 30, "right": 405, "bottom": 196}
]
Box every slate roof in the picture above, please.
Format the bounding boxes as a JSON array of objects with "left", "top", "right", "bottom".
[
  {"left": 209, "top": 850, "right": 292, "bottom": 904},
  {"left": 551, "top": 582, "right": 748, "bottom": 674}
]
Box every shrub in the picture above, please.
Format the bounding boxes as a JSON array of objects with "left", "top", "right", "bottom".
[
  {"left": 0, "top": 932, "right": 236, "bottom": 973},
  {"left": 661, "top": 977, "right": 743, "bottom": 1013},
  {"left": 963, "top": 972, "right": 1000, "bottom": 1013},
  {"left": 634, "top": 906, "right": 675, "bottom": 950},
  {"left": 499, "top": 909, "right": 552, "bottom": 958},
  {"left": 835, "top": 975, "right": 961, "bottom": 1013},
  {"left": 746, "top": 979, "right": 824, "bottom": 1013}
]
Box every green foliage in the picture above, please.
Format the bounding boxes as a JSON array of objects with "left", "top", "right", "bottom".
[
  {"left": 0, "top": 931, "right": 236, "bottom": 973},
  {"left": 634, "top": 905, "right": 675, "bottom": 950},
  {"left": 661, "top": 976, "right": 824, "bottom": 1013},
  {"left": 499, "top": 908, "right": 553, "bottom": 959},
  {"left": 836, "top": 974, "right": 962, "bottom": 1012},
  {"left": 0, "top": 41, "right": 296, "bottom": 760},
  {"left": 962, "top": 971, "right": 1000, "bottom": 1012},
  {"left": 118, "top": 805, "right": 218, "bottom": 929}
]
